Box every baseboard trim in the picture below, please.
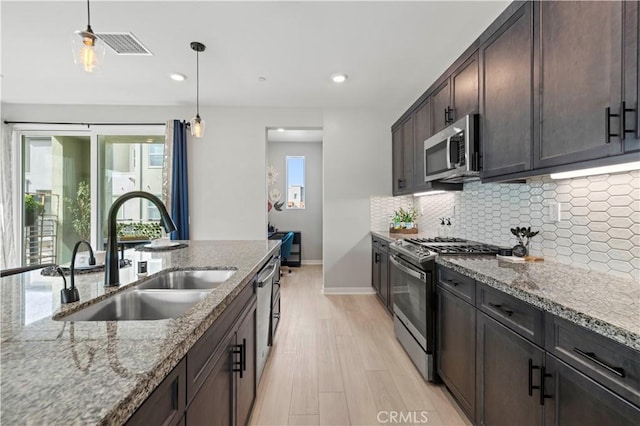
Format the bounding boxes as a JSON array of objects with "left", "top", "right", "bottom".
[
  {"left": 302, "top": 260, "right": 323, "bottom": 265},
  {"left": 321, "top": 286, "right": 376, "bottom": 295}
]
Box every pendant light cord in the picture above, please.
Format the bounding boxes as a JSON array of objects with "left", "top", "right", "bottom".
[
  {"left": 87, "top": 0, "right": 91, "bottom": 26},
  {"left": 196, "top": 50, "right": 200, "bottom": 116}
]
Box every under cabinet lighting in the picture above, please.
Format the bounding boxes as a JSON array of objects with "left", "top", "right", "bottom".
[
  {"left": 413, "top": 190, "right": 446, "bottom": 197},
  {"left": 550, "top": 161, "right": 640, "bottom": 180}
]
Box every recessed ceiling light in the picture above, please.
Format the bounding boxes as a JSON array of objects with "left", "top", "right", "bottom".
[
  {"left": 170, "top": 73, "right": 186, "bottom": 81},
  {"left": 331, "top": 73, "right": 348, "bottom": 83},
  {"left": 277, "top": 128, "right": 285, "bottom": 132}
]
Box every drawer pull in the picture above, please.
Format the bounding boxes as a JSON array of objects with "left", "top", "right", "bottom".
[
  {"left": 488, "top": 302, "right": 514, "bottom": 317},
  {"left": 232, "top": 344, "right": 243, "bottom": 377},
  {"left": 573, "top": 347, "right": 625, "bottom": 378},
  {"left": 445, "top": 279, "right": 459, "bottom": 286},
  {"left": 528, "top": 359, "right": 540, "bottom": 396}
]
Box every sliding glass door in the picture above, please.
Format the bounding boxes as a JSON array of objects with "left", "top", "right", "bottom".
[{"left": 17, "top": 126, "right": 165, "bottom": 266}]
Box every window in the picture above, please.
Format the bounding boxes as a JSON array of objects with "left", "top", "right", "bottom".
[
  {"left": 147, "top": 200, "right": 161, "bottom": 220},
  {"left": 148, "top": 144, "right": 164, "bottom": 168},
  {"left": 286, "top": 156, "right": 305, "bottom": 209},
  {"left": 16, "top": 128, "right": 165, "bottom": 266}
]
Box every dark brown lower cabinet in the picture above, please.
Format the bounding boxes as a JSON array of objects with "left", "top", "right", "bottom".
[
  {"left": 235, "top": 305, "right": 257, "bottom": 426},
  {"left": 436, "top": 285, "right": 476, "bottom": 422},
  {"left": 186, "top": 299, "right": 257, "bottom": 426},
  {"left": 476, "top": 311, "right": 544, "bottom": 426},
  {"left": 372, "top": 237, "right": 392, "bottom": 314},
  {"left": 186, "top": 331, "right": 234, "bottom": 426},
  {"left": 544, "top": 355, "right": 640, "bottom": 426},
  {"left": 126, "top": 358, "right": 186, "bottom": 426}
]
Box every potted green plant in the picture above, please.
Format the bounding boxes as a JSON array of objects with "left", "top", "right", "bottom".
[
  {"left": 24, "top": 194, "right": 45, "bottom": 227},
  {"left": 390, "top": 207, "right": 419, "bottom": 234}
]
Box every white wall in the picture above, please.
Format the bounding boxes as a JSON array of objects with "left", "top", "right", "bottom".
[
  {"left": 323, "top": 108, "right": 394, "bottom": 291},
  {"left": 268, "top": 141, "right": 323, "bottom": 262},
  {"left": 3, "top": 103, "right": 395, "bottom": 289}
]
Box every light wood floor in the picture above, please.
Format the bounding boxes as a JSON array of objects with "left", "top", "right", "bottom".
[{"left": 249, "top": 265, "right": 471, "bottom": 426}]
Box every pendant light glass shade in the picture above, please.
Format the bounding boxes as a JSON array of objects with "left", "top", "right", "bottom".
[
  {"left": 72, "top": 1, "right": 104, "bottom": 72},
  {"left": 190, "top": 115, "right": 205, "bottom": 138},
  {"left": 72, "top": 28, "right": 105, "bottom": 72},
  {"left": 190, "top": 41, "right": 206, "bottom": 138}
]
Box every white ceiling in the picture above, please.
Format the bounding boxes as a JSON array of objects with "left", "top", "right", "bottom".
[{"left": 1, "top": 1, "right": 510, "bottom": 111}]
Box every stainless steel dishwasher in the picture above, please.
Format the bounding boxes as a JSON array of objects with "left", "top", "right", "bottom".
[{"left": 256, "top": 256, "right": 280, "bottom": 384}]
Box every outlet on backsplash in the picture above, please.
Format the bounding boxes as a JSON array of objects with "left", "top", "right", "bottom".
[{"left": 371, "top": 170, "right": 640, "bottom": 280}]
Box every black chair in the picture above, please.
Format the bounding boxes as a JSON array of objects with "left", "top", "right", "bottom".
[{"left": 280, "top": 231, "right": 294, "bottom": 275}]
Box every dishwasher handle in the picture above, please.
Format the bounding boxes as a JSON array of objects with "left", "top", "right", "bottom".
[{"left": 257, "top": 259, "right": 280, "bottom": 287}]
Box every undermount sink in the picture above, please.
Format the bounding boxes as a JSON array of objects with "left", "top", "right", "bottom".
[
  {"left": 59, "top": 289, "right": 209, "bottom": 321},
  {"left": 136, "top": 269, "right": 237, "bottom": 290}
]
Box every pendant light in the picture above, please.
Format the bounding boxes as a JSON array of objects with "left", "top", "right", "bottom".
[
  {"left": 72, "top": 0, "right": 105, "bottom": 72},
  {"left": 190, "top": 42, "right": 206, "bottom": 138}
]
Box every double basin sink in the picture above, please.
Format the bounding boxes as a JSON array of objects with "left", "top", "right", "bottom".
[{"left": 59, "top": 269, "right": 236, "bottom": 322}]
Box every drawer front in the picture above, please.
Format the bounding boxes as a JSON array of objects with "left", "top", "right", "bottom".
[
  {"left": 187, "top": 280, "right": 255, "bottom": 402},
  {"left": 545, "top": 313, "right": 640, "bottom": 407},
  {"left": 437, "top": 266, "right": 475, "bottom": 304},
  {"left": 477, "top": 283, "right": 544, "bottom": 346},
  {"left": 371, "top": 236, "right": 390, "bottom": 252},
  {"left": 127, "top": 358, "right": 186, "bottom": 426}
]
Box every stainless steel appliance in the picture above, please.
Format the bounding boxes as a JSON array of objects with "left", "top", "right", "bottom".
[
  {"left": 389, "top": 236, "right": 499, "bottom": 382},
  {"left": 424, "top": 114, "right": 480, "bottom": 183},
  {"left": 389, "top": 241, "right": 436, "bottom": 381},
  {"left": 256, "top": 256, "right": 280, "bottom": 384}
]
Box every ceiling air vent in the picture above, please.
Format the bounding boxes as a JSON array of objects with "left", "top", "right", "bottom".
[{"left": 95, "top": 32, "right": 153, "bottom": 56}]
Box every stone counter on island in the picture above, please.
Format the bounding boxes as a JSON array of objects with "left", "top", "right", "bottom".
[{"left": 0, "top": 240, "right": 280, "bottom": 425}]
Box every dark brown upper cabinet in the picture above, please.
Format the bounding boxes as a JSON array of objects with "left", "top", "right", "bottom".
[
  {"left": 391, "top": 115, "right": 415, "bottom": 195},
  {"left": 533, "top": 0, "right": 626, "bottom": 169},
  {"left": 412, "top": 98, "right": 432, "bottom": 193},
  {"left": 431, "top": 80, "right": 452, "bottom": 134},
  {"left": 479, "top": 2, "right": 534, "bottom": 179},
  {"left": 431, "top": 53, "right": 479, "bottom": 135},
  {"left": 623, "top": 0, "right": 639, "bottom": 153}
]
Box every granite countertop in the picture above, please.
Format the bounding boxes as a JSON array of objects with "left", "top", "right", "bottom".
[
  {"left": 0, "top": 240, "right": 280, "bottom": 425},
  {"left": 370, "top": 230, "right": 640, "bottom": 351}
]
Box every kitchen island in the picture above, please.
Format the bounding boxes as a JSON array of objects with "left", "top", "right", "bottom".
[{"left": 0, "top": 240, "right": 280, "bottom": 425}]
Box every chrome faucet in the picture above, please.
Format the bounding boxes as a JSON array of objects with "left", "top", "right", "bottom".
[
  {"left": 60, "top": 240, "right": 96, "bottom": 303},
  {"left": 104, "top": 191, "right": 177, "bottom": 287}
]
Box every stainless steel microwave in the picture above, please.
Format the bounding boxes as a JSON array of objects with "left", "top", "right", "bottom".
[{"left": 424, "top": 114, "right": 480, "bottom": 183}]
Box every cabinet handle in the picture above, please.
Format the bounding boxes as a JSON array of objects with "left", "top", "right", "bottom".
[
  {"left": 605, "top": 106, "right": 620, "bottom": 143},
  {"left": 528, "top": 359, "right": 540, "bottom": 396},
  {"left": 398, "top": 178, "right": 405, "bottom": 189},
  {"left": 232, "top": 344, "right": 243, "bottom": 377},
  {"left": 620, "top": 101, "right": 637, "bottom": 141},
  {"left": 573, "top": 347, "right": 625, "bottom": 378},
  {"left": 374, "top": 253, "right": 380, "bottom": 263},
  {"left": 446, "top": 106, "right": 455, "bottom": 124},
  {"left": 539, "top": 366, "right": 552, "bottom": 405},
  {"left": 242, "top": 338, "right": 247, "bottom": 373},
  {"left": 171, "top": 377, "right": 179, "bottom": 410},
  {"left": 488, "top": 302, "right": 514, "bottom": 317},
  {"left": 445, "top": 279, "right": 459, "bottom": 286}
]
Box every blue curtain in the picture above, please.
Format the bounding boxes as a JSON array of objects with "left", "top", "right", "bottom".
[{"left": 170, "top": 120, "right": 189, "bottom": 240}]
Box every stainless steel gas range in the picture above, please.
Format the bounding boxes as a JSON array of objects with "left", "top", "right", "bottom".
[{"left": 389, "top": 237, "right": 499, "bottom": 382}]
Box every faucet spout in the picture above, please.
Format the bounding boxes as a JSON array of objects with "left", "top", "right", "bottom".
[{"left": 104, "top": 191, "right": 177, "bottom": 287}]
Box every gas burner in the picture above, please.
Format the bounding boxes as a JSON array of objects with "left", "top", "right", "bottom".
[
  {"left": 408, "top": 237, "right": 468, "bottom": 244},
  {"left": 403, "top": 237, "right": 500, "bottom": 255}
]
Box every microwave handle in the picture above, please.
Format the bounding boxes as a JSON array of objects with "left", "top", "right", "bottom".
[{"left": 446, "top": 136, "right": 453, "bottom": 168}]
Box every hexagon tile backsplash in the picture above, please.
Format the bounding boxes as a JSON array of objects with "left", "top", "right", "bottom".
[{"left": 370, "top": 170, "right": 640, "bottom": 280}]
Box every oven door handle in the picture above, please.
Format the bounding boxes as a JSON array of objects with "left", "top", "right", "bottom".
[
  {"left": 257, "top": 260, "right": 279, "bottom": 287},
  {"left": 390, "top": 255, "right": 425, "bottom": 280}
]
